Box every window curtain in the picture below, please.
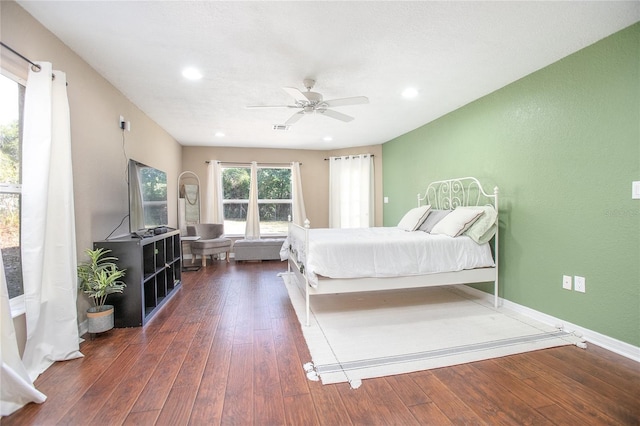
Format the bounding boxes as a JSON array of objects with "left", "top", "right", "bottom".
[
  {"left": 1, "top": 253, "right": 46, "bottom": 416},
  {"left": 245, "top": 161, "right": 260, "bottom": 239},
  {"left": 20, "top": 62, "right": 83, "bottom": 381},
  {"left": 291, "top": 162, "right": 307, "bottom": 226},
  {"left": 329, "top": 154, "right": 374, "bottom": 228},
  {"left": 204, "top": 160, "right": 223, "bottom": 224}
]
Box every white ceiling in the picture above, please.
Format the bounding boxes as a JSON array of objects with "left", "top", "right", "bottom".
[{"left": 17, "top": 1, "right": 640, "bottom": 150}]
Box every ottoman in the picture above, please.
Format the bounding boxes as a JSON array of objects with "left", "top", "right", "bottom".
[{"left": 234, "top": 238, "right": 285, "bottom": 261}]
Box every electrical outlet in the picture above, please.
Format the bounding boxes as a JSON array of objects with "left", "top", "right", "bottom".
[
  {"left": 633, "top": 181, "right": 640, "bottom": 199},
  {"left": 119, "top": 116, "right": 131, "bottom": 131},
  {"left": 562, "top": 275, "right": 572, "bottom": 290},
  {"left": 574, "top": 276, "right": 586, "bottom": 293}
]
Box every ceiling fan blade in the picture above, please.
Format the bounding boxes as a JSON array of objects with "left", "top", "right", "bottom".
[
  {"left": 323, "top": 96, "right": 369, "bottom": 108},
  {"left": 283, "top": 87, "right": 309, "bottom": 103},
  {"left": 319, "top": 109, "right": 354, "bottom": 122},
  {"left": 285, "top": 111, "right": 305, "bottom": 125},
  {"left": 246, "top": 105, "right": 298, "bottom": 109}
]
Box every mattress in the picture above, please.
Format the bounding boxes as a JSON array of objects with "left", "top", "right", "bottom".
[{"left": 282, "top": 227, "right": 495, "bottom": 286}]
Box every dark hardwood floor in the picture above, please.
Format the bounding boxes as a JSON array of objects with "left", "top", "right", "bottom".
[{"left": 4, "top": 260, "right": 639, "bottom": 425}]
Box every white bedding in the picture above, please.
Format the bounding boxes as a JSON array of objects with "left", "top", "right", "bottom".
[{"left": 281, "top": 227, "right": 495, "bottom": 287}]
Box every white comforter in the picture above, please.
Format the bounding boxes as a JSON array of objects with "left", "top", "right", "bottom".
[{"left": 281, "top": 227, "right": 495, "bottom": 286}]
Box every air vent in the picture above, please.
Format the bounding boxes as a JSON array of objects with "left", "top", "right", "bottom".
[{"left": 272, "top": 124, "right": 290, "bottom": 131}]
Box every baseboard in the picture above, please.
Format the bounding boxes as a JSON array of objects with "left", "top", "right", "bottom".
[{"left": 456, "top": 285, "right": 640, "bottom": 363}]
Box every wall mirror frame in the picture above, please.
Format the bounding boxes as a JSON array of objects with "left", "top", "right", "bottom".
[{"left": 178, "top": 171, "right": 201, "bottom": 234}]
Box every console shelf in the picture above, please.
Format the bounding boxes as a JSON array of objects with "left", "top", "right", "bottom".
[{"left": 94, "top": 230, "right": 181, "bottom": 327}]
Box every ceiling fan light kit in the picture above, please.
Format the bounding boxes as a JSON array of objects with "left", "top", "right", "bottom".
[
  {"left": 272, "top": 124, "right": 290, "bottom": 131},
  {"left": 248, "top": 79, "right": 369, "bottom": 125}
]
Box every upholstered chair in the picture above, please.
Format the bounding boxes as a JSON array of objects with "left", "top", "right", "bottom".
[{"left": 187, "top": 224, "right": 233, "bottom": 266}]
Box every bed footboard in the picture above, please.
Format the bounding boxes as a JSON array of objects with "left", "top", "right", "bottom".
[{"left": 286, "top": 220, "right": 313, "bottom": 326}]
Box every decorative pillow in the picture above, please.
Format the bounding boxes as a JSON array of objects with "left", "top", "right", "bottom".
[
  {"left": 430, "top": 207, "right": 484, "bottom": 237},
  {"left": 397, "top": 205, "right": 431, "bottom": 231},
  {"left": 463, "top": 205, "right": 498, "bottom": 244},
  {"left": 418, "top": 209, "right": 452, "bottom": 233}
]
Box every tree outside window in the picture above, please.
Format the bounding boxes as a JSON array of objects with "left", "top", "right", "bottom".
[
  {"left": 222, "top": 166, "right": 291, "bottom": 235},
  {"left": 0, "top": 73, "right": 24, "bottom": 299}
]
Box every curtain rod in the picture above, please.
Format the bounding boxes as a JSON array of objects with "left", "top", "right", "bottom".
[
  {"left": 205, "top": 161, "right": 301, "bottom": 166},
  {"left": 0, "top": 42, "right": 63, "bottom": 84},
  {"left": 324, "top": 154, "right": 375, "bottom": 160},
  {"left": 0, "top": 42, "right": 42, "bottom": 72}
]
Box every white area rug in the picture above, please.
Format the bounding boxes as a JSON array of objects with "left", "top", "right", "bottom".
[{"left": 282, "top": 273, "right": 583, "bottom": 386}]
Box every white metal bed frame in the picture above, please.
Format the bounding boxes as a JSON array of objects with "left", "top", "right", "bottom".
[{"left": 286, "top": 177, "right": 499, "bottom": 326}]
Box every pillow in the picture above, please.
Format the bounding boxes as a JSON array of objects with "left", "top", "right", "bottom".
[
  {"left": 418, "top": 209, "right": 452, "bottom": 233},
  {"left": 397, "top": 205, "right": 431, "bottom": 231},
  {"left": 463, "top": 205, "right": 498, "bottom": 244},
  {"left": 430, "top": 207, "right": 484, "bottom": 237}
]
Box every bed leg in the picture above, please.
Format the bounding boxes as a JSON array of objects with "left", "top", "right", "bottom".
[{"left": 305, "top": 282, "right": 310, "bottom": 327}]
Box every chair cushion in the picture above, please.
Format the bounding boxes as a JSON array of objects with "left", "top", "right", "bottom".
[{"left": 192, "top": 237, "right": 232, "bottom": 250}]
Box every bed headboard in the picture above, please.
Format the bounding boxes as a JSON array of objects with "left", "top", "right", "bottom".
[
  {"left": 418, "top": 177, "right": 500, "bottom": 308},
  {"left": 418, "top": 177, "right": 498, "bottom": 210}
]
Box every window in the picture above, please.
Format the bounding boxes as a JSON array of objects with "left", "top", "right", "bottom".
[
  {"left": 222, "top": 165, "right": 292, "bottom": 235},
  {"left": 0, "top": 72, "right": 25, "bottom": 299}
]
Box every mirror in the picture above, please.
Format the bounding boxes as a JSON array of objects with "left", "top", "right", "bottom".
[{"left": 178, "top": 171, "right": 201, "bottom": 234}]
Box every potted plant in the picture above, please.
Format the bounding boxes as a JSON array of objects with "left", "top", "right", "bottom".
[{"left": 77, "top": 247, "right": 126, "bottom": 334}]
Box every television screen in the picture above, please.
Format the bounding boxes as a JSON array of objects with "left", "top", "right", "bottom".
[{"left": 128, "top": 159, "right": 168, "bottom": 232}]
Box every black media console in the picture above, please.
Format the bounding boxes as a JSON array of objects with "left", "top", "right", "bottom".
[{"left": 93, "top": 230, "right": 181, "bottom": 327}]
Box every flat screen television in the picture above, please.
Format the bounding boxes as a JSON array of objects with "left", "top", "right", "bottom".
[{"left": 128, "top": 159, "right": 168, "bottom": 233}]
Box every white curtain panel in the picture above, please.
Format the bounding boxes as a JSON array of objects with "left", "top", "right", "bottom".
[
  {"left": 329, "top": 154, "right": 374, "bottom": 228},
  {"left": 204, "top": 161, "right": 224, "bottom": 224},
  {"left": 291, "top": 162, "right": 307, "bottom": 226},
  {"left": 245, "top": 161, "right": 260, "bottom": 239},
  {"left": 20, "top": 62, "right": 83, "bottom": 382},
  {"left": 1, "top": 254, "right": 47, "bottom": 416}
]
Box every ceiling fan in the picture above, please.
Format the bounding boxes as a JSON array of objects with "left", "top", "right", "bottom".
[{"left": 247, "top": 79, "right": 369, "bottom": 125}]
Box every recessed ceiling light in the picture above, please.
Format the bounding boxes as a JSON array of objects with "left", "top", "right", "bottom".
[
  {"left": 182, "top": 67, "right": 203, "bottom": 80},
  {"left": 214, "top": 132, "right": 225, "bottom": 138},
  {"left": 323, "top": 136, "right": 333, "bottom": 142},
  {"left": 401, "top": 87, "right": 419, "bottom": 99}
]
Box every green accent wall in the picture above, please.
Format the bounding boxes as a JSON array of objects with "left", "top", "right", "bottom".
[{"left": 382, "top": 23, "right": 640, "bottom": 347}]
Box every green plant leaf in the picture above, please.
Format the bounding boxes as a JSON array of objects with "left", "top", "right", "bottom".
[{"left": 77, "top": 247, "right": 126, "bottom": 308}]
